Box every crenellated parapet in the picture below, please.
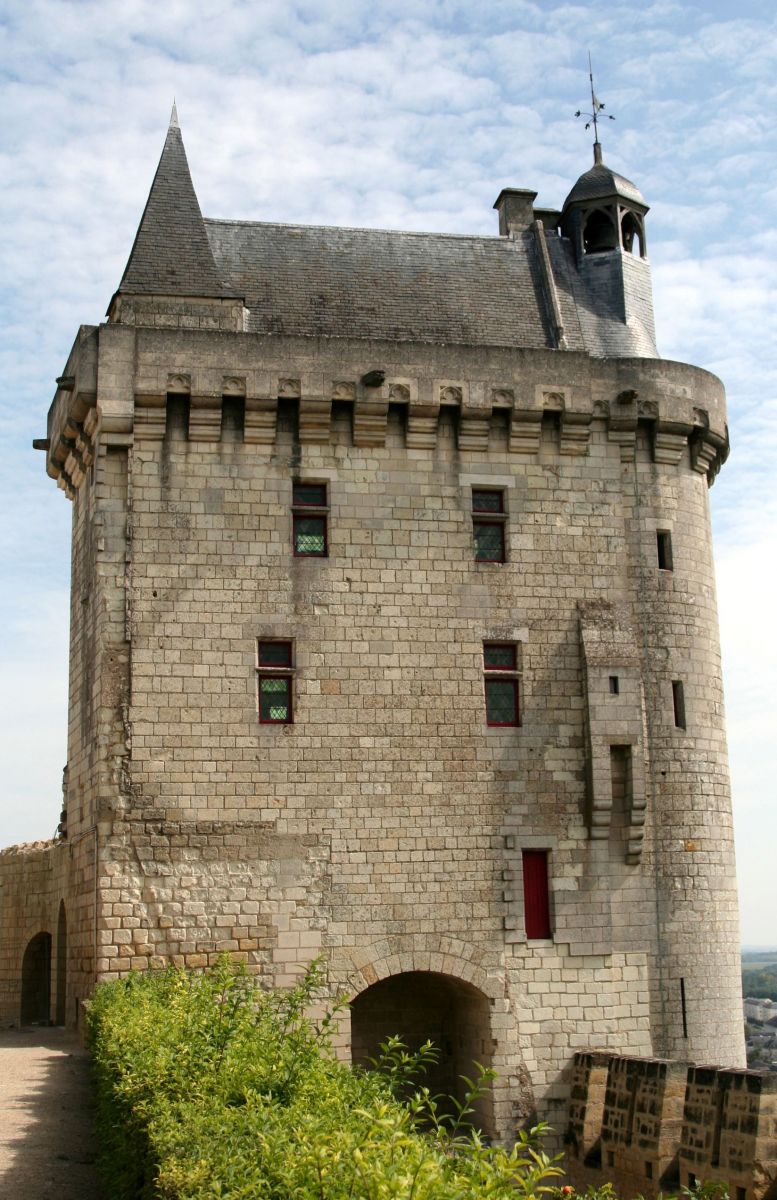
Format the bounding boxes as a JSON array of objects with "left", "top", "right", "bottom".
[
  {"left": 40, "top": 331, "right": 729, "bottom": 499},
  {"left": 565, "top": 1051, "right": 777, "bottom": 1200}
]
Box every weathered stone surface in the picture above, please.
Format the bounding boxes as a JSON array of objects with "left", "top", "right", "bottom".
[{"left": 1, "top": 119, "right": 745, "bottom": 1163}]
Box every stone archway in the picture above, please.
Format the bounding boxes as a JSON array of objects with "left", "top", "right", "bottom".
[
  {"left": 56, "top": 901, "right": 67, "bottom": 1025},
  {"left": 350, "top": 970, "right": 495, "bottom": 1137},
  {"left": 21, "top": 932, "right": 52, "bottom": 1024}
]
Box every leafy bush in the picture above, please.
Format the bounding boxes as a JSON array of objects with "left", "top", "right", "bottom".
[{"left": 87, "top": 958, "right": 564, "bottom": 1199}]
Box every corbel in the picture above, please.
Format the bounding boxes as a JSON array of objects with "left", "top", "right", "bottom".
[
  {"left": 188, "top": 394, "right": 222, "bottom": 442},
  {"left": 560, "top": 412, "right": 592, "bottom": 456},
  {"left": 133, "top": 393, "right": 167, "bottom": 441},
  {"left": 508, "top": 411, "right": 542, "bottom": 455}
]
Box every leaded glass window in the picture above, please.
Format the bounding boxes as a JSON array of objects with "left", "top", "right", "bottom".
[
  {"left": 485, "top": 678, "right": 518, "bottom": 725},
  {"left": 259, "top": 676, "right": 291, "bottom": 722},
  {"left": 293, "top": 515, "right": 326, "bottom": 556},
  {"left": 258, "top": 641, "right": 293, "bottom": 724},
  {"left": 292, "top": 482, "right": 328, "bottom": 557},
  {"left": 483, "top": 642, "right": 520, "bottom": 726},
  {"left": 472, "top": 489, "right": 506, "bottom": 562}
]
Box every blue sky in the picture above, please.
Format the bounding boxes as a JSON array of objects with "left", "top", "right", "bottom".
[{"left": 1, "top": 0, "right": 775, "bottom": 944}]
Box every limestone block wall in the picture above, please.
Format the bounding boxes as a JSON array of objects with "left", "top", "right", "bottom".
[
  {"left": 16, "top": 326, "right": 743, "bottom": 1141},
  {"left": 628, "top": 433, "right": 743, "bottom": 1063},
  {"left": 64, "top": 442, "right": 130, "bottom": 841}
]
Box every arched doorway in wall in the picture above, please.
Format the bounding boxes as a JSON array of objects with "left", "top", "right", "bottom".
[
  {"left": 56, "top": 902, "right": 67, "bottom": 1025},
  {"left": 21, "top": 932, "right": 52, "bottom": 1025},
  {"left": 350, "top": 971, "right": 495, "bottom": 1137}
]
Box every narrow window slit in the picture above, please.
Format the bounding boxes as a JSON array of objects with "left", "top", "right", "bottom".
[
  {"left": 657, "top": 530, "right": 673, "bottom": 571},
  {"left": 672, "top": 680, "right": 686, "bottom": 729}
]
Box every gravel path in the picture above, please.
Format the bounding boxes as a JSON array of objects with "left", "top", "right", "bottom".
[{"left": 0, "top": 1027, "right": 104, "bottom": 1199}]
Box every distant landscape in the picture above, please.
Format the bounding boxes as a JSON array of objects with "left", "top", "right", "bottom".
[{"left": 742, "top": 948, "right": 777, "bottom": 1001}]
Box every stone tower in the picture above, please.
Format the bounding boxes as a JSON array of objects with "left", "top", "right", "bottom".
[{"left": 0, "top": 114, "right": 745, "bottom": 1141}]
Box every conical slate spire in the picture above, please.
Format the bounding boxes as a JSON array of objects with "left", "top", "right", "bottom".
[{"left": 116, "top": 114, "right": 226, "bottom": 298}]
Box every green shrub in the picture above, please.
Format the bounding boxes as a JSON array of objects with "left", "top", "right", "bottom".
[{"left": 87, "top": 958, "right": 564, "bottom": 1199}]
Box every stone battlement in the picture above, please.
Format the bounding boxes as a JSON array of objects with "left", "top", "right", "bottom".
[
  {"left": 43, "top": 326, "right": 728, "bottom": 499},
  {"left": 566, "top": 1051, "right": 777, "bottom": 1200}
]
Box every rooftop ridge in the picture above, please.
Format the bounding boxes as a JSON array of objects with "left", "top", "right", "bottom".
[{"left": 203, "top": 216, "right": 506, "bottom": 242}]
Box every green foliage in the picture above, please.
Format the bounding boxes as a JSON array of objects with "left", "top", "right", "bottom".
[
  {"left": 741, "top": 965, "right": 777, "bottom": 1001},
  {"left": 87, "top": 958, "right": 565, "bottom": 1199}
]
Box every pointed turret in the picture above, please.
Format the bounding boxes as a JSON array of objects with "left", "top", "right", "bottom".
[{"left": 113, "top": 106, "right": 226, "bottom": 300}]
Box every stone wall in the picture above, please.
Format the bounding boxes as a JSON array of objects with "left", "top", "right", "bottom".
[
  {"left": 566, "top": 1051, "right": 777, "bottom": 1200},
  {"left": 0, "top": 325, "right": 744, "bottom": 1146},
  {"left": 0, "top": 836, "right": 95, "bottom": 1028}
]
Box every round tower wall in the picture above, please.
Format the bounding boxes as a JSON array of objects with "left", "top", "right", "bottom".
[{"left": 628, "top": 434, "right": 744, "bottom": 1066}]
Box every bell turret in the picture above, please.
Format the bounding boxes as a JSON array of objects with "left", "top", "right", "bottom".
[
  {"left": 561, "top": 142, "right": 648, "bottom": 262},
  {"left": 560, "top": 142, "right": 656, "bottom": 357}
]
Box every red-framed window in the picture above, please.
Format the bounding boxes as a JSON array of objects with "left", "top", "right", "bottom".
[
  {"left": 292, "top": 482, "right": 328, "bottom": 557},
  {"left": 257, "top": 640, "right": 294, "bottom": 723},
  {"left": 472, "top": 488, "right": 506, "bottom": 563},
  {"left": 522, "top": 850, "right": 552, "bottom": 939},
  {"left": 483, "top": 642, "right": 520, "bottom": 726}
]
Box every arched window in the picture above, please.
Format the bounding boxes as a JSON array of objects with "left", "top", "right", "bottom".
[
  {"left": 621, "top": 211, "right": 644, "bottom": 256},
  {"left": 583, "top": 207, "right": 618, "bottom": 254}
]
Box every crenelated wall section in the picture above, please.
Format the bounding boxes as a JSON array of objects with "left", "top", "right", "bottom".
[{"left": 566, "top": 1051, "right": 777, "bottom": 1200}]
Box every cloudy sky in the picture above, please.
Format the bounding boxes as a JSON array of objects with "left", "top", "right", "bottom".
[{"left": 1, "top": 0, "right": 775, "bottom": 945}]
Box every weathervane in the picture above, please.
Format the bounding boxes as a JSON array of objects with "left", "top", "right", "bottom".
[{"left": 575, "top": 53, "right": 615, "bottom": 161}]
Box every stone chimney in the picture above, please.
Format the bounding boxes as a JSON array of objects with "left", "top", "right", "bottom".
[{"left": 493, "top": 188, "right": 538, "bottom": 236}]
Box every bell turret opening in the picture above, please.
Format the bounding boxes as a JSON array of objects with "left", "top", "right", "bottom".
[
  {"left": 583, "top": 207, "right": 619, "bottom": 254},
  {"left": 620, "top": 210, "right": 645, "bottom": 257},
  {"left": 580, "top": 205, "right": 646, "bottom": 257}
]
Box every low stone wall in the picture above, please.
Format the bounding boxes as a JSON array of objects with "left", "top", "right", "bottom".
[
  {"left": 0, "top": 836, "right": 95, "bottom": 1029},
  {"left": 565, "top": 1052, "right": 777, "bottom": 1200}
]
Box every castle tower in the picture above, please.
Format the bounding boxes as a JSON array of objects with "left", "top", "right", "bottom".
[{"left": 1, "top": 112, "right": 745, "bottom": 1141}]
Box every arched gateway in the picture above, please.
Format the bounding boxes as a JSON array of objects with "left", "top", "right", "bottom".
[
  {"left": 21, "top": 932, "right": 52, "bottom": 1025},
  {"left": 350, "top": 971, "right": 495, "bottom": 1137}
]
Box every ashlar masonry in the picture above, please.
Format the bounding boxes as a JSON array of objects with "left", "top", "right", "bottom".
[{"left": 1, "top": 111, "right": 760, "bottom": 1186}]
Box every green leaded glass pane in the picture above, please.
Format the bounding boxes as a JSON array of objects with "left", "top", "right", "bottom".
[
  {"left": 474, "top": 521, "right": 504, "bottom": 562},
  {"left": 293, "top": 483, "right": 327, "bottom": 507},
  {"left": 260, "top": 676, "right": 290, "bottom": 722},
  {"left": 294, "top": 516, "right": 326, "bottom": 556},
  {"left": 485, "top": 679, "right": 517, "bottom": 725},
  {"left": 472, "top": 489, "right": 503, "bottom": 513},
  {"left": 484, "top": 644, "right": 516, "bottom": 671}
]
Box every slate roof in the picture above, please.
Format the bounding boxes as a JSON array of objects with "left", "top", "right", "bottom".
[
  {"left": 205, "top": 218, "right": 589, "bottom": 351},
  {"left": 114, "top": 119, "right": 656, "bottom": 357},
  {"left": 562, "top": 162, "right": 646, "bottom": 211},
  {"left": 116, "top": 121, "right": 231, "bottom": 298}
]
